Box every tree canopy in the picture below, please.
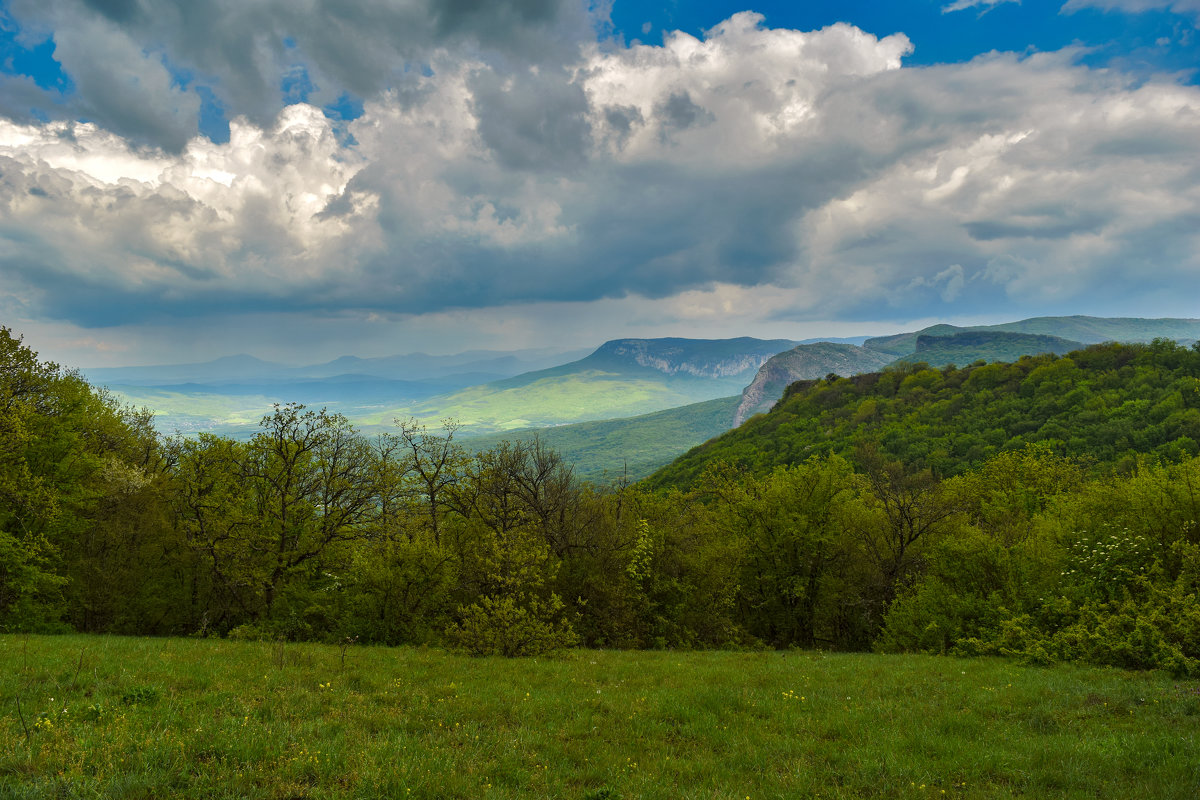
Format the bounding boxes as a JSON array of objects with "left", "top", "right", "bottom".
[
  {"left": 648, "top": 340, "right": 1200, "bottom": 489},
  {"left": 3, "top": 329, "right": 1198, "bottom": 673}
]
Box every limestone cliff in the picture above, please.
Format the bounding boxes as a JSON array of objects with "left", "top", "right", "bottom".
[{"left": 733, "top": 343, "right": 893, "bottom": 426}]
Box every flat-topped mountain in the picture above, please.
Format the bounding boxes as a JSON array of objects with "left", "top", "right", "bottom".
[
  {"left": 392, "top": 337, "right": 802, "bottom": 433},
  {"left": 892, "top": 331, "right": 1084, "bottom": 369},
  {"left": 863, "top": 315, "right": 1200, "bottom": 358},
  {"left": 535, "top": 337, "right": 800, "bottom": 381}
]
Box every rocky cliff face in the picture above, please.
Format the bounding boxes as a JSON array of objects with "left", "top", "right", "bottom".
[
  {"left": 733, "top": 343, "right": 893, "bottom": 426},
  {"left": 591, "top": 338, "right": 798, "bottom": 380}
]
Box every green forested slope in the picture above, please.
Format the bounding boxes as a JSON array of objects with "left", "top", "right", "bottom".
[
  {"left": 8, "top": 325, "right": 1200, "bottom": 676},
  {"left": 463, "top": 395, "right": 740, "bottom": 483},
  {"left": 648, "top": 340, "right": 1200, "bottom": 489},
  {"left": 732, "top": 318, "right": 1195, "bottom": 430}
]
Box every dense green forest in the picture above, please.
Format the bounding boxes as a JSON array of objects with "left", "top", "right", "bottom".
[
  {"left": 652, "top": 340, "right": 1200, "bottom": 488},
  {"left": 3, "top": 327, "right": 1199, "bottom": 675}
]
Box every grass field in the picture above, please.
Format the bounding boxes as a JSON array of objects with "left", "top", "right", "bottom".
[
  {"left": 114, "top": 370, "right": 734, "bottom": 441},
  {"left": 379, "top": 371, "right": 711, "bottom": 433},
  {"left": 106, "top": 388, "right": 280, "bottom": 437},
  {"left": 2, "top": 635, "right": 1197, "bottom": 799}
]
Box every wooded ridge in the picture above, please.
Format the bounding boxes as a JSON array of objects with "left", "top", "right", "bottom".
[{"left": 4, "top": 327, "right": 1199, "bottom": 675}]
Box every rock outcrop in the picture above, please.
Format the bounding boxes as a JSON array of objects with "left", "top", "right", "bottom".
[
  {"left": 587, "top": 337, "right": 799, "bottom": 381},
  {"left": 733, "top": 343, "right": 893, "bottom": 426}
]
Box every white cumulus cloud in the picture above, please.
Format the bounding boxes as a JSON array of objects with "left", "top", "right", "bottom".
[{"left": 0, "top": 10, "right": 1198, "bottom": 360}]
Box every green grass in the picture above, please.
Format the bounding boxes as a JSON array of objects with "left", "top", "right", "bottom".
[
  {"left": 116, "top": 370, "right": 736, "bottom": 440},
  {"left": 2, "top": 635, "right": 1198, "bottom": 799},
  {"left": 107, "top": 389, "right": 280, "bottom": 435},
  {"left": 377, "top": 371, "right": 720, "bottom": 434}
]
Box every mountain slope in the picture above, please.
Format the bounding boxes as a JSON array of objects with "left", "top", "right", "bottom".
[
  {"left": 730, "top": 325, "right": 1107, "bottom": 429},
  {"left": 731, "top": 317, "right": 1197, "bottom": 429},
  {"left": 733, "top": 343, "right": 894, "bottom": 426},
  {"left": 647, "top": 340, "right": 1200, "bottom": 490},
  {"left": 482, "top": 337, "right": 800, "bottom": 388},
  {"left": 375, "top": 337, "right": 800, "bottom": 434},
  {"left": 84, "top": 354, "right": 288, "bottom": 386},
  {"left": 463, "top": 395, "right": 742, "bottom": 482}
]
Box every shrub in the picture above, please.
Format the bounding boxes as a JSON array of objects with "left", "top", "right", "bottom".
[{"left": 445, "top": 592, "right": 577, "bottom": 657}]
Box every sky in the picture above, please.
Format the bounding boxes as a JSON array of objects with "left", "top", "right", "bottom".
[{"left": 0, "top": 0, "right": 1198, "bottom": 367}]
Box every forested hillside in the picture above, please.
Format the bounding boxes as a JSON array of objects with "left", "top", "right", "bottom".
[
  {"left": 1, "top": 328, "right": 166, "bottom": 631},
  {"left": 728, "top": 316, "right": 1198, "bottom": 431},
  {"left": 651, "top": 340, "right": 1200, "bottom": 489},
  {"left": 4, "top": 328, "right": 1200, "bottom": 675}
]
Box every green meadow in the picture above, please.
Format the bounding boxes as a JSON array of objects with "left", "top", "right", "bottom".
[
  {"left": 386, "top": 371, "right": 708, "bottom": 433},
  {"left": 2, "top": 635, "right": 1197, "bottom": 799},
  {"left": 105, "top": 388, "right": 281, "bottom": 436}
]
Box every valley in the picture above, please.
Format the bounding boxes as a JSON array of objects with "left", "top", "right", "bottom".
[{"left": 95, "top": 315, "right": 1200, "bottom": 478}]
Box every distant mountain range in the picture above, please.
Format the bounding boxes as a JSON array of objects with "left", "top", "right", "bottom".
[
  {"left": 89, "top": 315, "right": 1200, "bottom": 475},
  {"left": 359, "top": 337, "right": 803, "bottom": 434},
  {"left": 95, "top": 337, "right": 806, "bottom": 437},
  {"left": 87, "top": 346, "right": 589, "bottom": 436},
  {"left": 83, "top": 347, "right": 591, "bottom": 386}
]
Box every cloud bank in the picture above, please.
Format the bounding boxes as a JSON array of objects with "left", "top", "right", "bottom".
[{"left": 1, "top": 4, "right": 1198, "bottom": 362}]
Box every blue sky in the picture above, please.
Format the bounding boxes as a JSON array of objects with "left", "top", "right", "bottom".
[
  {"left": 0, "top": 0, "right": 1198, "bottom": 366},
  {"left": 4, "top": 1, "right": 1197, "bottom": 142},
  {"left": 613, "top": 0, "right": 1198, "bottom": 72}
]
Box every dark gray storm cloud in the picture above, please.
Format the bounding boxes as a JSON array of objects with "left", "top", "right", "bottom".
[
  {"left": 655, "top": 91, "right": 714, "bottom": 141},
  {"left": 470, "top": 67, "right": 592, "bottom": 171},
  {"left": 0, "top": 74, "right": 63, "bottom": 126},
  {"left": 8, "top": 0, "right": 594, "bottom": 149},
  {"left": 79, "top": 0, "right": 142, "bottom": 24}
]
